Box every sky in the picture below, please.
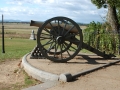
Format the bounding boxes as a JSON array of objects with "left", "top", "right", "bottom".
[{"left": 0, "top": 0, "right": 107, "bottom": 23}]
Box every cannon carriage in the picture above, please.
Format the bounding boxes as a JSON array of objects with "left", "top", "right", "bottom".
[{"left": 30, "top": 16, "right": 115, "bottom": 62}]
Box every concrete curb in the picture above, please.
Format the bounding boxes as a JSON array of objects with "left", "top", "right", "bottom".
[
  {"left": 22, "top": 53, "right": 59, "bottom": 82},
  {"left": 59, "top": 59, "right": 120, "bottom": 82},
  {"left": 72, "top": 59, "right": 120, "bottom": 78}
]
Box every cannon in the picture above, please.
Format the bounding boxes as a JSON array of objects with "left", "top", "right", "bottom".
[{"left": 30, "top": 16, "right": 115, "bottom": 62}]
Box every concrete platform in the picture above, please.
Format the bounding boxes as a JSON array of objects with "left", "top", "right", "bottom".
[
  {"left": 22, "top": 53, "right": 119, "bottom": 82},
  {"left": 21, "top": 53, "right": 120, "bottom": 90}
]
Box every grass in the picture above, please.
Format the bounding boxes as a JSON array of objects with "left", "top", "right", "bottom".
[
  {"left": 0, "top": 38, "right": 36, "bottom": 62},
  {"left": 24, "top": 71, "right": 39, "bottom": 86}
]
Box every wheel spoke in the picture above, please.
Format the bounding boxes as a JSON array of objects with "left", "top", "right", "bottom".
[
  {"left": 47, "top": 43, "right": 56, "bottom": 53},
  {"left": 66, "top": 50, "right": 71, "bottom": 57},
  {"left": 57, "top": 20, "right": 61, "bottom": 35},
  {"left": 54, "top": 43, "right": 59, "bottom": 57},
  {"left": 63, "top": 43, "right": 71, "bottom": 57},
  {"left": 64, "top": 42, "right": 70, "bottom": 47},
  {"left": 60, "top": 44, "right": 64, "bottom": 58},
  {"left": 64, "top": 42, "right": 77, "bottom": 51},
  {"left": 42, "top": 39, "right": 54, "bottom": 46},
  {"left": 40, "top": 36, "right": 52, "bottom": 39},
  {"left": 70, "top": 45, "right": 77, "bottom": 51},
  {"left": 54, "top": 41, "right": 57, "bottom": 57},
  {"left": 50, "top": 43, "right": 54, "bottom": 49},
  {"left": 50, "top": 22, "right": 58, "bottom": 36},
  {"left": 49, "top": 22, "right": 54, "bottom": 28},
  {"left": 60, "top": 44, "right": 63, "bottom": 59},
  {"left": 40, "top": 31, "right": 53, "bottom": 40},
  {"left": 41, "top": 33, "right": 51, "bottom": 36},
  {"left": 44, "top": 28, "right": 51, "bottom": 33},
  {"left": 63, "top": 42, "right": 72, "bottom": 51},
  {"left": 64, "top": 25, "right": 75, "bottom": 36},
  {"left": 62, "top": 21, "right": 67, "bottom": 35}
]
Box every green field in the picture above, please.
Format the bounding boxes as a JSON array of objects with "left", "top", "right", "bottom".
[
  {"left": 0, "top": 23, "right": 37, "bottom": 62},
  {"left": 0, "top": 38, "right": 36, "bottom": 61}
]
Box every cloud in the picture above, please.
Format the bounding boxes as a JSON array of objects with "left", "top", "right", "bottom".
[{"left": 0, "top": 0, "right": 106, "bottom": 23}]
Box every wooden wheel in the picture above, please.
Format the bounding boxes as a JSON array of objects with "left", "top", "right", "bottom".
[{"left": 37, "top": 16, "right": 83, "bottom": 62}]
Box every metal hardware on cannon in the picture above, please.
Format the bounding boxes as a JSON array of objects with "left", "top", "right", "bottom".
[{"left": 30, "top": 16, "right": 116, "bottom": 62}]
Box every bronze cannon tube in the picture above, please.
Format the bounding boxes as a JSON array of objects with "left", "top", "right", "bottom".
[{"left": 30, "top": 20, "right": 79, "bottom": 33}]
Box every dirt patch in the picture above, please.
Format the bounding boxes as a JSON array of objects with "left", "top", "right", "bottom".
[{"left": 0, "top": 59, "right": 41, "bottom": 90}]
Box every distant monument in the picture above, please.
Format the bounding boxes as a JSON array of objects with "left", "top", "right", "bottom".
[{"left": 30, "top": 30, "right": 36, "bottom": 40}]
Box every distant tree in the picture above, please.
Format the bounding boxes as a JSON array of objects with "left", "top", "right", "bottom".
[{"left": 91, "top": 0, "right": 120, "bottom": 33}]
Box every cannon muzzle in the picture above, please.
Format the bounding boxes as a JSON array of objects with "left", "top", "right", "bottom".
[
  {"left": 30, "top": 20, "right": 79, "bottom": 33},
  {"left": 30, "top": 20, "right": 44, "bottom": 27}
]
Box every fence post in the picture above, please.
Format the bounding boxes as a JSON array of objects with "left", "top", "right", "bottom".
[
  {"left": 96, "top": 29, "right": 100, "bottom": 49},
  {"left": 118, "top": 29, "right": 120, "bottom": 55},
  {"left": 2, "top": 14, "right": 5, "bottom": 53}
]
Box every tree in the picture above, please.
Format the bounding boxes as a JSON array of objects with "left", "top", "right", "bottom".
[{"left": 91, "top": 0, "right": 120, "bottom": 33}]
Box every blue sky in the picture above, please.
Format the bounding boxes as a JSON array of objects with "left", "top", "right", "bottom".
[{"left": 0, "top": 0, "right": 107, "bottom": 23}]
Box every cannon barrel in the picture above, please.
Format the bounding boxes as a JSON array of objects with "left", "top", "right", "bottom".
[
  {"left": 30, "top": 20, "right": 44, "bottom": 27},
  {"left": 30, "top": 20, "right": 79, "bottom": 33}
]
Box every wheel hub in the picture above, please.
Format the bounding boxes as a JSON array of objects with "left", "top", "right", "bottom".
[{"left": 56, "top": 36, "right": 64, "bottom": 44}]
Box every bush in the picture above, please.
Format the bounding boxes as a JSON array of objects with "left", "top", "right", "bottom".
[{"left": 83, "top": 21, "right": 119, "bottom": 54}]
